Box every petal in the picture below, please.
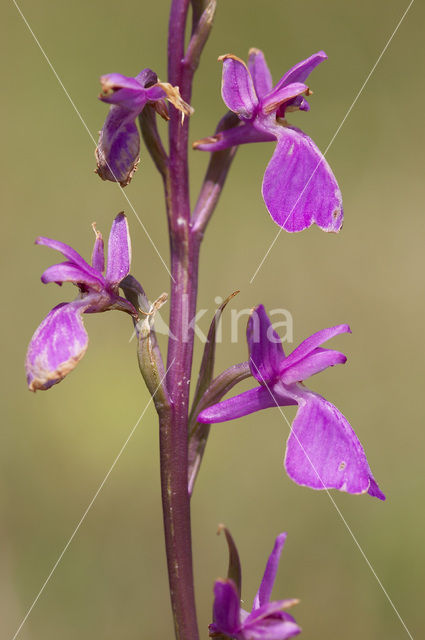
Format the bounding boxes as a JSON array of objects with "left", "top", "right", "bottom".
[
  {"left": 280, "top": 348, "right": 347, "bottom": 385},
  {"left": 41, "top": 261, "right": 105, "bottom": 290},
  {"left": 95, "top": 106, "right": 140, "bottom": 187},
  {"left": 241, "top": 619, "right": 301, "bottom": 640},
  {"left": 274, "top": 51, "right": 327, "bottom": 90},
  {"left": 284, "top": 389, "right": 385, "bottom": 499},
  {"left": 247, "top": 305, "right": 285, "bottom": 383},
  {"left": 253, "top": 533, "right": 287, "bottom": 609},
  {"left": 26, "top": 301, "right": 90, "bottom": 392},
  {"left": 211, "top": 579, "right": 241, "bottom": 636},
  {"left": 248, "top": 48, "right": 273, "bottom": 99},
  {"left": 193, "top": 122, "right": 274, "bottom": 152},
  {"left": 106, "top": 212, "right": 131, "bottom": 285},
  {"left": 262, "top": 127, "right": 343, "bottom": 232},
  {"left": 99, "top": 73, "right": 162, "bottom": 110},
  {"left": 197, "top": 386, "right": 293, "bottom": 424},
  {"left": 35, "top": 236, "right": 105, "bottom": 283},
  {"left": 91, "top": 223, "right": 105, "bottom": 273},
  {"left": 219, "top": 54, "right": 259, "bottom": 119},
  {"left": 281, "top": 325, "right": 350, "bottom": 372},
  {"left": 260, "top": 82, "right": 308, "bottom": 115}
]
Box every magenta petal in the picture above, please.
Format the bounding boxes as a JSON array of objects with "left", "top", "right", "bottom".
[
  {"left": 248, "top": 48, "right": 273, "bottom": 99},
  {"left": 41, "top": 261, "right": 105, "bottom": 290},
  {"left": 96, "top": 106, "right": 140, "bottom": 186},
  {"left": 260, "top": 82, "right": 308, "bottom": 115},
  {"left": 281, "top": 348, "right": 347, "bottom": 384},
  {"left": 194, "top": 122, "right": 274, "bottom": 152},
  {"left": 242, "top": 617, "right": 300, "bottom": 640},
  {"left": 197, "top": 386, "right": 287, "bottom": 424},
  {"left": 220, "top": 55, "right": 259, "bottom": 119},
  {"left": 253, "top": 533, "right": 287, "bottom": 609},
  {"left": 105, "top": 212, "right": 131, "bottom": 285},
  {"left": 247, "top": 305, "right": 285, "bottom": 382},
  {"left": 91, "top": 225, "right": 105, "bottom": 273},
  {"left": 211, "top": 580, "right": 240, "bottom": 636},
  {"left": 26, "top": 301, "right": 90, "bottom": 392},
  {"left": 281, "top": 324, "right": 350, "bottom": 372},
  {"left": 35, "top": 236, "right": 101, "bottom": 281},
  {"left": 262, "top": 127, "right": 343, "bottom": 232},
  {"left": 284, "top": 389, "right": 385, "bottom": 499},
  {"left": 274, "top": 51, "right": 327, "bottom": 90}
]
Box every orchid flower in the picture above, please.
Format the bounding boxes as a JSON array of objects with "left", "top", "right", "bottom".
[
  {"left": 210, "top": 532, "right": 300, "bottom": 640},
  {"left": 198, "top": 305, "right": 385, "bottom": 500},
  {"left": 96, "top": 68, "right": 192, "bottom": 186},
  {"left": 26, "top": 213, "right": 137, "bottom": 391},
  {"left": 194, "top": 50, "right": 342, "bottom": 232}
]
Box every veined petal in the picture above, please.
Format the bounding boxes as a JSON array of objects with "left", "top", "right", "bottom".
[
  {"left": 99, "top": 73, "right": 160, "bottom": 110},
  {"left": 219, "top": 54, "right": 259, "bottom": 119},
  {"left": 253, "top": 533, "right": 287, "bottom": 609},
  {"left": 193, "top": 122, "right": 274, "bottom": 152},
  {"left": 281, "top": 325, "right": 350, "bottom": 372},
  {"left": 241, "top": 619, "right": 300, "bottom": 640},
  {"left": 248, "top": 48, "right": 273, "bottom": 99},
  {"left": 35, "top": 236, "right": 104, "bottom": 282},
  {"left": 106, "top": 212, "right": 131, "bottom": 286},
  {"left": 274, "top": 51, "right": 327, "bottom": 90},
  {"left": 247, "top": 305, "right": 285, "bottom": 383},
  {"left": 41, "top": 261, "right": 105, "bottom": 290},
  {"left": 261, "top": 82, "right": 309, "bottom": 115},
  {"left": 198, "top": 386, "right": 292, "bottom": 424},
  {"left": 95, "top": 106, "right": 140, "bottom": 186},
  {"left": 284, "top": 389, "right": 385, "bottom": 499},
  {"left": 281, "top": 347, "right": 347, "bottom": 384},
  {"left": 262, "top": 127, "right": 343, "bottom": 232},
  {"left": 211, "top": 579, "right": 241, "bottom": 636},
  {"left": 26, "top": 301, "right": 90, "bottom": 392},
  {"left": 91, "top": 223, "right": 105, "bottom": 273}
]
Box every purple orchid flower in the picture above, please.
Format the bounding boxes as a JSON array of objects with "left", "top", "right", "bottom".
[
  {"left": 198, "top": 305, "right": 385, "bottom": 500},
  {"left": 96, "top": 69, "right": 192, "bottom": 186},
  {"left": 26, "top": 213, "right": 137, "bottom": 392},
  {"left": 194, "top": 49, "right": 342, "bottom": 233},
  {"left": 210, "top": 533, "right": 300, "bottom": 640}
]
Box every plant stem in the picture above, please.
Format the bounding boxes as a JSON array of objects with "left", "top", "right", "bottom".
[{"left": 159, "top": 2, "right": 200, "bottom": 639}]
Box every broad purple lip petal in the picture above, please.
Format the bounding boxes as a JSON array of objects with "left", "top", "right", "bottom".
[
  {"left": 261, "top": 127, "right": 343, "bottom": 233},
  {"left": 220, "top": 54, "right": 259, "bottom": 119},
  {"left": 248, "top": 48, "right": 273, "bottom": 99},
  {"left": 284, "top": 388, "right": 385, "bottom": 499},
  {"left": 253, "top": 533, "right": 287, "bottom": 609},
  {"left": 247, "top": 305, "right": 285, "bottom": 382},
  {"left": 26, "top": 301, "right": 90, "bottom": 392},
  {"left": 96, "top": 107, "right": 141, "bottom": 186},
  {"left": 106, "top": 212, "right": 131, "bottom": 285}
]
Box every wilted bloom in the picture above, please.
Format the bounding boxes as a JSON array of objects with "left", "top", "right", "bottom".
[
  {"left": 194, "top": 50, "right": 342, "bottom": 232},
  {"left": 26, "top": 213, "right": 137, "bottom": 391},
  {"left": 210, "top": 532, "right": 300, "bottom": 639},
  {"left": 199, "top": 305, "right": 385, "bottom": 500},
  {"left": 96, "top": 68, "right": 192, "bottom": 186}
]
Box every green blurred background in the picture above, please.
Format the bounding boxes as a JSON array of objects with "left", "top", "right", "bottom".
[{"left": 1, "top": 0, "right": 424, "bottom": 638}]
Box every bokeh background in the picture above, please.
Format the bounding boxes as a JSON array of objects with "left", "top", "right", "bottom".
[{"left": 1, "top": 0, "right": 424, "bottom": 638}]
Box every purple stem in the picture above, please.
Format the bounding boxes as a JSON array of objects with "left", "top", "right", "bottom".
[{"left": 159, "top": 1, "right": 200, "bottom": 639}]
